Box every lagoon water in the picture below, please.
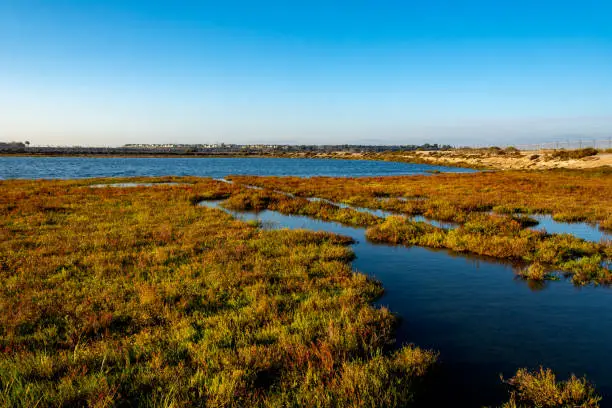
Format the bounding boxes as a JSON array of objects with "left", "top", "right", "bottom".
[
  {"left": 202, "top": 200, "right": 612, "bottom": 408},
  {"left": 0, "top": 156, "right": 474, "bottom": 179}
]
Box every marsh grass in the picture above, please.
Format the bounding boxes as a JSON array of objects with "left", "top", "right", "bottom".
[
  {"left": 218, "top": 187, "right": 611, "bottom": 285},
  {"left": 228, "top": 169, "right": 612, "bottom": 228},
  {"left": 0, "top": 178, "right": 437, "bottom": 407},
  {"left": 225, "top": 173, "right": 611, "bottom": 285},
  {"left": 365, "top": 214, "right": 610, "bottom": 285},
  {"left": 222, "top": 190, "right": 381, "bottom": 227},
  {"left": 500, "top": 367, "right": 601, "bottom": 408},
  {"left": 1, "top": 176, "right": 606, "bottom": 406}
]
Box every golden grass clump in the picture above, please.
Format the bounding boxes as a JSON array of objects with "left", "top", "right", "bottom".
[
  {"left": 516, "top": 263, "right": 552, "bottom": 281},
  {"left": 500, "top": 367, "right": 601, "bottom": 408}
]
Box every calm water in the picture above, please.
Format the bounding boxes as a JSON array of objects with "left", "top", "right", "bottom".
[
  {"left": 201, "top": 200, "right": 612, "bottom": 408},
  {"left": 530, "top": 214, "right": 611, "bottom": 243},
  {"left": 0, "top": 157, "right": 474, "bottom": 179}
]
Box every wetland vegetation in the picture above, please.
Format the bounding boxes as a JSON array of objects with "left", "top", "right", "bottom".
[
  {"left": 228, "top": 170, "right": 612, "bottom": 285},
  {"left": 1, "top": 171, "right": 609, "bottom": 407},
  {"left": 501, "top": 368, "right": 601, "bottom": 408},
  {"left": 229, "top": 168, "right": 612, "bottom": 228},
  {"left": 0, "top": 178, "right": 437, "bottom": 407}
]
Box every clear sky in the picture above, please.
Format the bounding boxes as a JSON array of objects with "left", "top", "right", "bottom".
[{"left": 1, "top": 0, "right": 611, "bottom": 146}]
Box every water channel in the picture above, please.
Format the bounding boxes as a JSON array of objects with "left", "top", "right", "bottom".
[{"left": 200, "top": 199, "right": 612, "bottom": 407}]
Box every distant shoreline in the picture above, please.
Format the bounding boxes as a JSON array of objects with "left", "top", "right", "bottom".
[
  {"left": 1, "top": 152, "right": 283, "bottom": 159},
  {"left": 2, "top": 149, "right": 611, "bottom": 171}
]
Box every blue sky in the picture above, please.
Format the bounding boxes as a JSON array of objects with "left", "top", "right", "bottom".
[{"left": 1, "top": 0, "right": 611, "bottom": 146}]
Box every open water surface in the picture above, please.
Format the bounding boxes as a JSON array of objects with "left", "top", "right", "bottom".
[{"left": 0, "top": 157, "right": 474, "bottom": 179}]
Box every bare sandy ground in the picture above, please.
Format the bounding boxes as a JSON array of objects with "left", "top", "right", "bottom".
[
  {"left": 289, "top": 150, "right": 612, "bottom": 170},
  {"left": 409, "top": 150, "right": 612, "bottom": 170}
]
